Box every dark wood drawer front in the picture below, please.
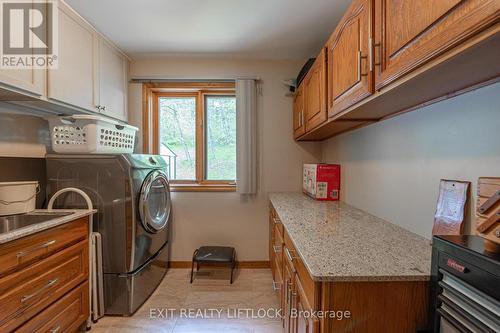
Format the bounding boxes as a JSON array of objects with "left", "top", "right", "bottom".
[
  {"left": 0, "top": 240, "right": 88, "bottom": 332},
  {"left": 0, "top": 218, "right": 88, "bottom": 277},
  {"left": 17, "top": 281, "right": 89, "bottom": 333}
]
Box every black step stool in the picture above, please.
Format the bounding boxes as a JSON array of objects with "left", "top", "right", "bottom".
[{"left": 190, "top": 246, "right": 236, "bottom": 284}]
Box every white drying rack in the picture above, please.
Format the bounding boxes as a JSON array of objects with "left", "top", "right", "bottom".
[{"left": 47, "top": 187, "right": 104, "bottom": 328}]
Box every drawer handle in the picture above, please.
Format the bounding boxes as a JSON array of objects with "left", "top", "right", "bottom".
[
  {"left": 284, "top": 247, "right": 297, "bottom": 262},
  {"left": 287, "top": 281, "right": 293, "bottom": 305},
  {"left": 21, "top": 278, "right": 59, "bottom": 303},
  {"left": 273, "top": 217, "right": 280, "bottom": 224},
  {"left": 50, "top": 325, "right": 61, "bottom": 333},
  {"left": 17, "top": 240, "right": 56, "bottom": 260},
  {"left": 272, "top": 281, "right": 281, "bottom": 292},
  {"left": 273, "top": 245, "right": 281, "bottom": 254}
]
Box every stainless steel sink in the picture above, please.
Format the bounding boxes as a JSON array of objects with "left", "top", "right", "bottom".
[{"left": 0, "top": 212, "right": 73, "bottom": 234}]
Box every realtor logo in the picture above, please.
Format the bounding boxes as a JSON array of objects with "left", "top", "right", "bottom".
[{"left": 0, "top": 0, "right": 58, "bottom": 69}]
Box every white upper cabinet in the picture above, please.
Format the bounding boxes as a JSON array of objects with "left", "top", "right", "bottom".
[
  {"left": 0, "top": 0, "right": 45, "bottom": 96},
  {"left": 98, "top": 38, "right": 128, "bottom": 122},
  {"left": 47, "top": 2, "right": 97, "bottom": 112},
  {"left": 0, "top": 0, "right": 129, "bottom": 122},
  {"left": 0, "top": 67, "right": 45, "bottom": 97}
]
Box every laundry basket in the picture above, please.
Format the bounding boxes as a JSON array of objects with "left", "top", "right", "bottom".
[{"left": 48, "top": 115, "right": 138, "bottom": 154}]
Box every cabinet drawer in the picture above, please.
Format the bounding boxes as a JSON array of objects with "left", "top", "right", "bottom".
[
  {"left": 283, "top": 230, "right": 319, "bottom": 310},
  {"left": 17, "top": 281, "right": 89, "bottom": 333},
  {"left": 0, "top": 240, "right": 88, "bottom": 332},
  {"left": 0, "top": 218, "right": 88, "bottom": 277}
]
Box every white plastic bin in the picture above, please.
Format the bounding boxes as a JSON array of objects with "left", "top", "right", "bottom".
[{"left": 0, "top": 181, "right": 39, "bottom": 216}]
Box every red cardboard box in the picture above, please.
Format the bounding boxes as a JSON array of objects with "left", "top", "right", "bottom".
[{"left": 303, "top": 164, "right": 341, "bottom": 201}]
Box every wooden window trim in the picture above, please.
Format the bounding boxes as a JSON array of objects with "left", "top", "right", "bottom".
[{"left": 144, "top": 82, "right": 236, "bottom": 192}]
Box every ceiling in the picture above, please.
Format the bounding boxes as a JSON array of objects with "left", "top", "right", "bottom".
[{"left": 65, "top": 0, "right": 351, "bottom": 60}]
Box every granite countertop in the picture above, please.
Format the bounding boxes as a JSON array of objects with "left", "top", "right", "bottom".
[
  {"left": 0, "top": 209, "right": 96, "bottom": 244},
  {"left": 269, "top": 192, "right": 432, "bottom": 282}
]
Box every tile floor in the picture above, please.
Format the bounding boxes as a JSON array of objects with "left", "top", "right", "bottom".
[{"left": 90, "top": 268, "right": 283, "bottom": 333}]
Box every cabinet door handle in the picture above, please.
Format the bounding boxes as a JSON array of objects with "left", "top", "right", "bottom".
[
  {"left": 357, "top": 51, "right": 368, "bottom": 82},
  {"left": 287, "top": 281, "right": 292, "bottom": 305},
  {"left": 368, "top": 37, "right": 374, "bottom": 72},
  {"left": 273, "top": 217, "right": 280, "bottom": 225},
  {"left": 272, "top": 281, "right": 281, "bottom": 292},
  {"left": 50, "top": 325, "right": 61, "bottom": 333},
  {"left": 301, "top": 110, "right": 304, "bottom": 127},
  {"left": 287, "top": 282, "right": 295, "bottom": 314},
  {"left": 21, "top": 278, "right": 59, "bottom": 303},
  {"left": 273, "top": 245, "right": 281, "bottom": 254},
  {"left": 284, "top": 247, "right": 297, "bottom": 262},
  {"left": 17, "top": 240, "right": 56, "bottom": 260},
  {"left": 374, "top": 41, "right": 381, "bottom": 67}
]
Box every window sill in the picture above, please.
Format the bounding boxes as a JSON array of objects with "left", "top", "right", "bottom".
[{"left": 170, "top": 183, "right": 236, "bottom": 192}]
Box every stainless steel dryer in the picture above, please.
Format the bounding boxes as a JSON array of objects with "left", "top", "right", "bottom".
[{"left": 46, "top": 154, "right": 171, "bottom": 315}]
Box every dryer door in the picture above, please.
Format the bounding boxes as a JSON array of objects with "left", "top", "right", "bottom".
[{"left": 139, "top": 170, "right": 171, "bottom": 233}]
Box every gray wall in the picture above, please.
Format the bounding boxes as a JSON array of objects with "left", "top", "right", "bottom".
[
  {"left": 0, "top": 112, "right": 50, "bottom": 208},
  {"left": 322, "top": 82, "right": 500, "bottom": 239},
  {"left": 0, "top": 112, "right": 50, "bottom": 158},
  {"left": 0, "top": 157, "right": 47, "bottom": 208}
]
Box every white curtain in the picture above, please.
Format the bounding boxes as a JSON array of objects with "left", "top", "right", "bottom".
[{"left": 236, "top": 79, "right": 258, "bottom": 194}]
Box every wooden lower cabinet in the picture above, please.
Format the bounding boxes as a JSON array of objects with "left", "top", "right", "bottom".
[
  {"left": 0, "top": 217, "right": 89, "bottom": 333},
  {"left": 295, "top": 277, "right": 319, "bottom": 333},
  {"left": 283, "top": 252, "right": 295, "bottom": 333},
  {"left": 269, "top": 204, "right": 429, "bottom": 333},
  {"left": 321, "top": 281, "right": 429, "bottom": 332},
  {"left": 17, "top": 281, "right": 89, "bottom": 333}
]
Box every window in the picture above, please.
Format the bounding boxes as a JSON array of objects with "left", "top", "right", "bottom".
[
  {"left": 205, "top": 95, "right": 237, "bottom": 181},
  {"left": 145, "top": 82, "right": 237, "bottom": 191}
]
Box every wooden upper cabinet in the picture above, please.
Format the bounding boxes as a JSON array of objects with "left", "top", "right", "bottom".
[
  {"left": 47, "top": 2, "right": 97, "bottom": 112},
  {"left": 374, "top": 0, "right": 500, "bottom": 89},
  {"left": 98, "top": 38, "right": 129, "bottom": 121},
  {"left": 304, "top": 49, "right": 327, "bottom": 132},
  {"left": 327, "top": 0, "right": 374, "bottom": 118},
  {"left": 293, "top": 85, "right": 305, "bottom": 139}
]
